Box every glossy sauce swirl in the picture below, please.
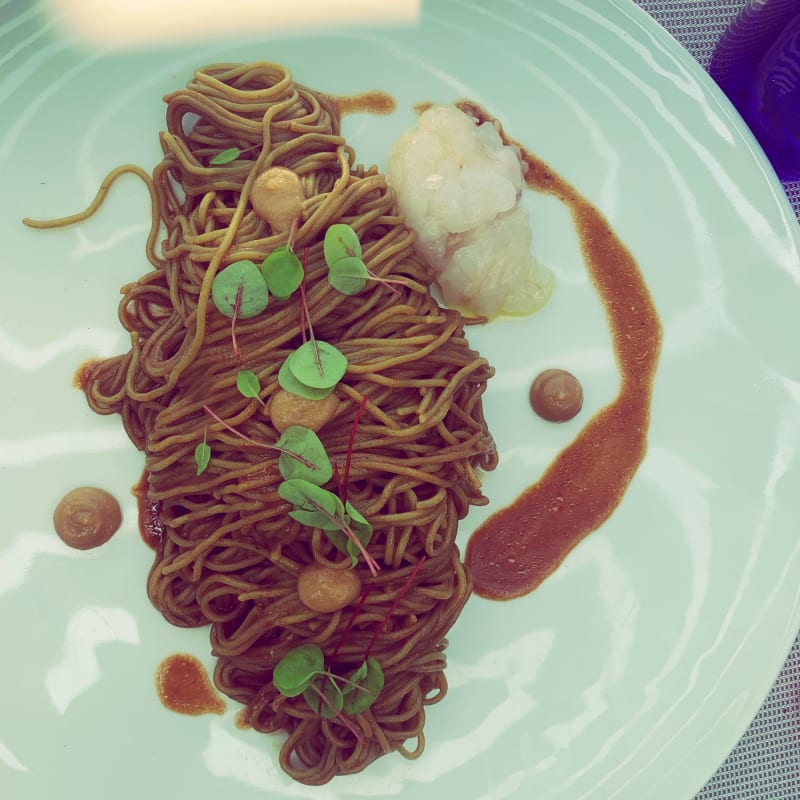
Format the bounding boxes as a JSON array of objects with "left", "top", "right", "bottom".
[{"left": 461, "top": 102, "right": 662, "bottom": 601}]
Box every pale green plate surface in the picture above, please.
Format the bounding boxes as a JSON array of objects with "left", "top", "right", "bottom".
[{"left": 2, "top": 1, "right": 800, "bottom": 798}]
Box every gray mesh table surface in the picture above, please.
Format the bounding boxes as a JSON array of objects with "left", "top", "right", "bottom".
[{"left": 634, "top": 2, "right": 800, "bottom": 798}]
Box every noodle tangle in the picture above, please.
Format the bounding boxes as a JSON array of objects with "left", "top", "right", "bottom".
[{"left": 68, "top": 63, "right": 497, "bottom": 783}]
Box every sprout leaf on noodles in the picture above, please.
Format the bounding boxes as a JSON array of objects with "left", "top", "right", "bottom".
[
  {"left": 328, "top": 255, "right": 368, "bottom": 295},
  {"left": 211, "top": 260, "right": 268, "bottom": 318},
  {"left": 262, "top": 247, "right": 303, "bottom": 299},
  {"left": 288, "top": 341, "right": 347, "bottom": 390},
  {"left": 342, "top": 658, "right": 383, "bottom": 714},
  {"left": 209, "top": 147, "right": 241, "bottom": 165},
  {"left": 236, "top": 369, "right": 264, "bottom": 405},
  {"left": 324, "top": 223, "right": 362, "bottom": 264},
  {"left": 276, "top": 426, "right": 333, "bottom": 485},
  {"left": 273, "top": 644, "right": 324, "bottom": 697}
]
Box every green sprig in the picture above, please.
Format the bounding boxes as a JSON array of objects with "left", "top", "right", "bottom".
[
  {"left": 272, "top": 643, "right": 383, "bottom": 718},
  {"left": 262, "top": 247, "right": 303, "bottom": 299},
  {"left": 211, "top": 260, "right": 268, "bottom": 319},
  {"left": 210, "top": 147, "right": 241, "bottom": 165},
  {"left": 279, "top": 478, "right": 377, "bottom": 573},
  {"left": 194, "top": 428, "right": 211, "bottom": 476}
]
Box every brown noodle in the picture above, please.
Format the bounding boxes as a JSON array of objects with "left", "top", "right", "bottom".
[{"left": 26, "top": 62, "right": 497, "bottom": 784}]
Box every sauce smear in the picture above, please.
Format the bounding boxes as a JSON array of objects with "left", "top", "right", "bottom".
[
  {"left": 461, "top": 103, "right": 662, "bottom": 601},
  {"left": 134, "top": 472, "right": 164, "bottom": 550},
  {"left": 332, "top": 90, "right": 396, "bottom": 117},
  {"left": 155, "top": 653, "right": 226, "bottom": 716}
]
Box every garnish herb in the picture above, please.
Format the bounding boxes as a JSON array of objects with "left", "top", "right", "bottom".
[
  {"left": 236, "top": 369, "right": 264, "bottom": 405},
  {"left": 210, "top": 147, "right": 241, "bottom": 165},
  {"left": 278, "top": 478, "right": 379, "bottom": 574},
  {"left": 328, "top": 256, "right": 368, "bottom": 295},
  {"left": 323, "top": 223, "right": 409, "bottom": 297},
  {"left": 341, "top": 657, "right": 383, "bottom": 714},
  {"left": 277, "top": 247, "right": 348, "bottom": 400},
  {"left": 211, "top": 260, "right": 269, "bottom": 318},
  {"left": 273, "top": 644, "right": 323, "bottom": 697},
  {"left": 277, "top": 359, "right": 335, "bottom": 400},
  {"left": 272, "top": 555, "right": 429, "bottom": 722},
  {"left": 323, "top": 223, "right": 362, "bottom": 264},
  {"left": 203, "top": 405, "right": 326, "bottom": 476},
  {"left": 194, "top": 428, "right": 211, "bottom": 476},
  {"left": 211, "top": 260, "right": 269, "bottom": 357},
  {"left": 262, "top": 247, "right": 303, "bottom": 299},
  {"left": 286, "top": 340, "right": 347, "bottom": 390},
  {"left": 276, "top": 426, "right": 332, "bottom": 485},
  {"left": 273, "top": 643, "right": 384, "bottom": 721}
]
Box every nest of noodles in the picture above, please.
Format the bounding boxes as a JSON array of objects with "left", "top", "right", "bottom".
[{"left": 79, "top": 62, "right": 497, "bottom": 784}]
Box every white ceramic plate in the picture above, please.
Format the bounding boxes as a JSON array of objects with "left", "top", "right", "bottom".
[{"left": 3, "top": 1, "right": 800, "bottom": 798}]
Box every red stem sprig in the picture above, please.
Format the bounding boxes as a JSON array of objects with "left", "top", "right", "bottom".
[
  {"left": 339, "top": 395, "right": 368, "bottom": 505},
  {"left": 364, "top": 556, "right": 427, "bottom": 661}
]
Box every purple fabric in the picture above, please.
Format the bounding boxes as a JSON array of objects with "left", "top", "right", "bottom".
[
  {"left": 636, "top": 0, "right": 800, "bottom": 219},
  {"left": 634, "top": 3, "right": 800, "bottom": 797}
]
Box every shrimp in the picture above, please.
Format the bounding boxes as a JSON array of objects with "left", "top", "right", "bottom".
[{"left": 387, "top": 105, "right": 554, "bottom": 319}]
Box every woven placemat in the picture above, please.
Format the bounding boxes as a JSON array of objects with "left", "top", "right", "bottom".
[
  {"left": 636, "top": 0, "right": 800, "bottom": 218},
  {"left": 634, "top": 3, "right": 800, "bottom": 797}
]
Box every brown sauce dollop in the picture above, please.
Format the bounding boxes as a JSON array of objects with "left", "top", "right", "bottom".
[
  {"left": 155, "top": 653, "right": 226, "bottom": 716},
  {"left": 461, "top": 102, "right": 662, "bottom": 601},
  {"left": 53, "top": 487, "right": 122, "bottom": 550},
  {"left": 530, "top": 369, "right": 583, "bottom": 422}
]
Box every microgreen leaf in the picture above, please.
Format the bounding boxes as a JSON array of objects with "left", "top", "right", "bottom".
[
  {"left": 262, "top": 247, "right": 303, "bottom": 300},
  {"left": 327, "top": 507, "right": 373, "bottom": 567},
  {"left": 278, "top": 359, "right": 334, "bottom": 400},
  {"left": 288, "top": 341, "right": 347, "bottom": 390},
  {"left": 341, "top": 658, "right": 384, "bottom": 714},
  {"left": 345, "top": 502, "right": 373, "bottom": 541},
  {"left": 344, "top": 661, "right": 368, "bottom": 691},
  {"left": 236, "top": 369, "right": 263, "bottom": 403},
  {"left": 276, "top": 426, "right": 332, "bottom": 485},
  {"left": 203, "top": 405, "right": 315, "bottom": 469},
  {"left": 304, "top": 675, "right": 344, "bottom": 719},
  {"left": 210, "top": 147, "right": 241, "bottom": 165},
  {"left": 211, "top": 260, "right": 268, "bottom": 319},
  {"left": 194, "top": 440, "right": 211, "bottom": 476},
  {"left": 273, "top": 644, "right": 324, "bottom": 697},
  {"left": 324, "top": 223, "right": 362, "bottom": 266},
  {"left": 279, "top": 479, "right": 344, "bottom": 519},
  {"left": 328, "top": 256, "right": 368, "bottom": 295},
  {"left": 280, "top": 480, "right": 380, "bottom": 575},
  {"left": 288, "top": 508, "right": 341, "bottom": 530}
]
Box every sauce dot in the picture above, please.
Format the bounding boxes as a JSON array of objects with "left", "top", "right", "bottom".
[
  {"left": 529, "top": 369, "right": 583, "bottom": 423},
  {"left": 297, "top": 564, "right": 362, "bottom": 613},
  {"left": 155, "top": 653, "right": 226, "bottom": 716},
  {"left": 53, "top": 487, "right": 122, "bottom": 550}
]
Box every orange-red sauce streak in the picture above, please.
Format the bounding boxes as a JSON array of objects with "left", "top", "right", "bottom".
[
  {"left": 461, "top": 102, "right": 662, "bottom": 601},
  {"left": 155, "top": 653, "right": 226, "bottom": 716}
]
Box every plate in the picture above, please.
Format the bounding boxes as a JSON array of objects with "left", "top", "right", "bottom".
[{"left": 3, "top": 1, "right": 800, "bottom": 798}]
